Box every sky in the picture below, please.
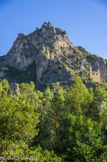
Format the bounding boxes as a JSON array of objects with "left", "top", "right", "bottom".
[{"left": 0, "top": 0, "right": 107, "bottom": 59}]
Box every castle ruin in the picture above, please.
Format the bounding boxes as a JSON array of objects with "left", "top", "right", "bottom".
[{"left": 89, "top": 66, "right": 101, "bottom": 82}]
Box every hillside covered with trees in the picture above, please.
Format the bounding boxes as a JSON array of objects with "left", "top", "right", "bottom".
[{"left": 0, "top": 77, "right": 107, "bottom": 161}]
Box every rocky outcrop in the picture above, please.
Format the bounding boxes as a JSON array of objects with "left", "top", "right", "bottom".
[
  {"left": 0, "top": 22, "right": 107, "bottom": 84},
  {"left": 9, "top": 83, "right": 20, "bottom": 96}
]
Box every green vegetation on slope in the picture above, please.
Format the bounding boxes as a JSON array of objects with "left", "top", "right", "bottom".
[{"left": 0, "top": 76, "right": 107, "bottom": 161}]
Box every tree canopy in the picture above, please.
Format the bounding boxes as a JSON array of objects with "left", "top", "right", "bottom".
[{"left": 0, "top": 78, "right": 107, "bottom": 161}]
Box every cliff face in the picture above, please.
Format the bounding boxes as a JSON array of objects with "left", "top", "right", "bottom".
[{"left": 0, "top": 22, "right": 107, "bottom": 84}]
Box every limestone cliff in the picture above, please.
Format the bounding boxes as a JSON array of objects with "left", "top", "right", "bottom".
[{"left": 0, "top": 22, "right": 107, "bottom": 84}]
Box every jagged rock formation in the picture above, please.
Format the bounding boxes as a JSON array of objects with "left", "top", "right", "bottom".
[
  {"left": 9, "top": 83, "right": 20, "bottom": 96},
  {"left": 0, "top": 22, "right": 107, "bottom": 84}
]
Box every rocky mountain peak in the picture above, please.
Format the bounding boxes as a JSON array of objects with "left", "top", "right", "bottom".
[
  {"left": 41, "top": 21, "right": 55, "bottom": 31},
  {"left": 0, "top": 22, "right": 107, "bottom": 84}
]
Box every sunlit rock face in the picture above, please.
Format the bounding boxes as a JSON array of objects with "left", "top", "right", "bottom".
[
  {"left": 0, "top": 22, "right": 107, "bottom": 83},
  {"left": 9, "top": 83, "right": 20, "bottom": 96}
]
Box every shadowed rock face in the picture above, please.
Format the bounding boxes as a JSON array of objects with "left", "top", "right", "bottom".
[{"left": 0, "top": 22, "right": 107, "bottom": 84}]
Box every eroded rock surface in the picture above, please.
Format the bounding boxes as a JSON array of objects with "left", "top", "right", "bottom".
[
  {"left": 0, "top": 22, "right": 107, "bottom": 83},
  {"left": 9, "top": 83, "right": 20, "bottom": 96}
]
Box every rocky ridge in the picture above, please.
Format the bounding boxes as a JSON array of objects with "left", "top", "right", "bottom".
[{"left": 0, "top": 22, "right": 107, "bottom": 84}]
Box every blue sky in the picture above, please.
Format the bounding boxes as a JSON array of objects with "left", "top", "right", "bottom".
[{"left": 0, "top": 0, "right": 107, "bottom": 59}]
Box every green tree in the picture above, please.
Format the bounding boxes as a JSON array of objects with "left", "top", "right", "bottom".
[
  {"left": 0, "top": 82, "right": 61, "bottom": 161},
  {"left": 0, "top": 82, "right": 39, "bottom": 156},
  {"left": 1, "top": 79, "right": 9, "bottom": 91},
  {"left": 55, "top": 113, "right": 105, "bottom": 162},
  {"left": 89, "top": 86, "right": 107, "bottom": 122},
  {"left": 33, "top": 87, "right": 54, "bottom": 150},
  {"left": 94, "top": 86, "right": 107, "bottom": 103},
  {"left": 65, "top": 76, "right": 93, "bottom": 115}
]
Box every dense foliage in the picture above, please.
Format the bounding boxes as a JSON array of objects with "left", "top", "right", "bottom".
[{"left": 0, "top": 77, "right": 107, "bottom": 161}]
